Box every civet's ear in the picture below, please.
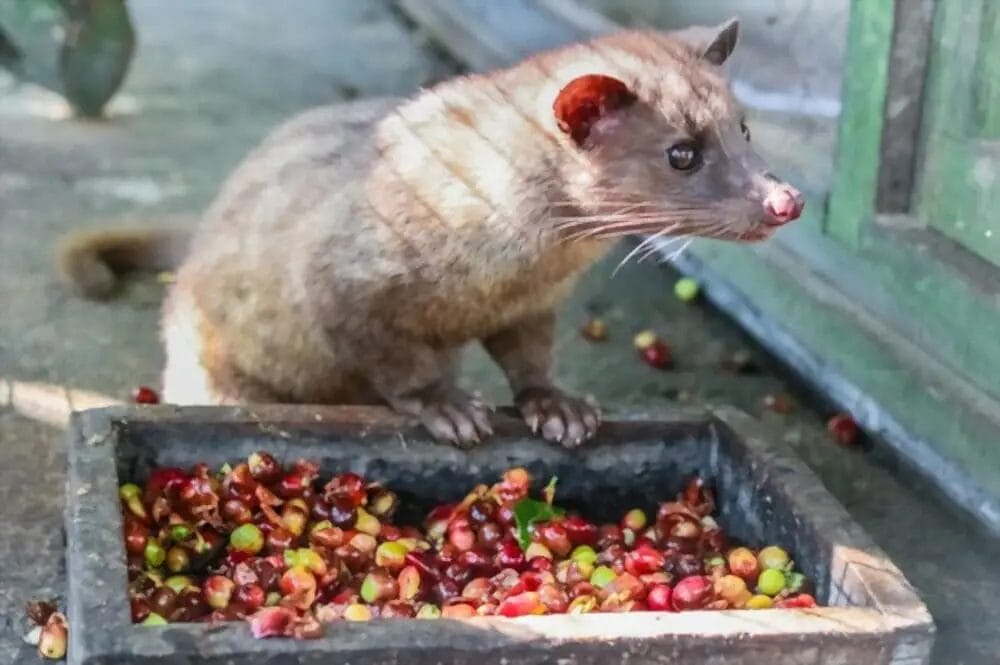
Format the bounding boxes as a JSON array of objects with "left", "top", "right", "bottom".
[
  {"left": 553, "top": 74, "right": 637, "bottom": 146},
  {"left": 674, "top": 17, "right": 740, "bottom": 66}
]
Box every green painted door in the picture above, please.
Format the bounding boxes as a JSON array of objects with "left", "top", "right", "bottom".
[{"left": 918, "top": 0, "right": 1000, "bottom": 267}]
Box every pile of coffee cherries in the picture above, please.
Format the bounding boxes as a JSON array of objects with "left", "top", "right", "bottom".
[{"left": 121, "top": 455, "right": 816, "bottom": 639}]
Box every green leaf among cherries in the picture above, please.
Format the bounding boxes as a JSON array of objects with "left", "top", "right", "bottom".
[{"left": 513, "top": 476, "right": 564, "bottom": 551}]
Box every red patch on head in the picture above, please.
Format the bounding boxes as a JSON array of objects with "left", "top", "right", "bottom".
[{"left": 553, "top": 74, "right": 636, "bottom": 145}]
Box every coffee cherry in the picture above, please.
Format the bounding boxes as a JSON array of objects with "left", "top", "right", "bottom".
[
  {"left": 580, "top": 318, "right": 608, "bottom": 342},
  {"left": 442, "top": 603, "right": 477, "bottom": 618},
  {"left": 150, "top": 586, "right": 178, "bottom": 618},
  {"left": 621, "top": 508, "right": 647, "bottom": 531},
  {"left": 589, "top": 566, "right": 616, "bottom": 589},
  {"left": 368, "top": 489, "right": 399, "bottom": 519},
  {"left": 375, "top": 541, "right": 409, "bottom": 571},
  {"left": 397, "top": 565, "right": 423, "bottom": 601},
  {"left": 235, "top": 584, "right": 265, "bottom": 611},
  {"left": 727, "top": 547, "right": 759, "bottom": 581},
  {"left": 563, "top": 515, "right": 598, "bottom": 546},
  {"left": 407, "top": 602, "right": 439, "bottom": 620},
  {"left": 328, "top": 500, "right": 358, "bottom": 529},
  {"left": 757, "top": 546, "right": 790, "bottom": 571},
  {"left": 671, "top": 576, "right": 713, "bottom": 611},
  {"left": 247, "top": 452, "right": 280, "bottom": 484},
  {"left": 230, "top": 524, "right": 265, "bottom": 555},
  {"left": 640, "top": 341, "right": 672, "bottom": 369},
  {"left": 533, "top": 522, "right": 571, "bottom": 557},
  {"left": 324, "top": 472, "right": 367, "bottom": 507},
  {"left": 757, "top": 569, "right": 786, "bottom": 597},
  {"left": 165, "top": 546, "right": 189, "bottom": 574},
  {"left": 38, "top": 613, "right": 68, "bottom": 659},
  {"left": 477, "top": 522, "right": 503, "bottom": 549},
  {"left": 568, "top": 594, "right": 598, "bottom": 614},
  {"left": 715, "top": 574, "right": 752, "bottom": 608},
  {"left": 132, "top": 386, "right": 160, "bottom": 404},
  {"left": 360, "top": 568, "right": 398, "bottom": 604},
  {"left": 498, "top": 591, "right": 544, "bottom": 617},
  {"left": 827, "top": 413, "right": 859, "bottom": 445},
  {"left": 342, "top": 603, "right": 372, "bottom": 621},
  {"left": 674, "top": 277, "right": 700, "bottom": 303},
  {"left": 746, "top": 594, "right": 773, "bottom": 609},
  {"left": 645, "top": 584, "right": 673, "bottom": 611},
  {"left": 203, "top": 575, "right": 235, "bottom": 609},
  {"left": 494, "top": 539, "right": 527, "bottom": 571}
]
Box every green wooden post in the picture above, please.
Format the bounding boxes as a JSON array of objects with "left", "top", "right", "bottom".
[{"left": 824, "top": 0, "right": 895, "bottom": 246}]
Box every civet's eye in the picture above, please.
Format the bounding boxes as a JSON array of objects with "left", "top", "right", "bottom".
[
  {"left": 666, "top": 142, "right": 701, "bottom": 171},
  {"left": 740, "top": 119, "right": 751, "bottom": 142}
]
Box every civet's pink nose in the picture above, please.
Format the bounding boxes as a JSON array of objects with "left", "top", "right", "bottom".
[{"left": 763, "top": 186, "right": 804, "bottom": 225}]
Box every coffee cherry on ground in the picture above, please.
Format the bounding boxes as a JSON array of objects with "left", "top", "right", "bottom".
[
  {"left": 673, "top": 277, "right": 700, "bottom": 303},
  {"left": 633, "top": 329, "right": 657, "bottom": 349},
  {"left": 757, "top": 569, "right": 787, "bottom": 597},
  {"left": 132, "top": 386, "right": 160, "bottom": 404},
  {"left": 580, "top": 318, "right": 609, "bottom": 342},
  {"left": 37, "top": 613, "right": 68, "bottom": 659},
  {"left": 640, "top": 340, "right": 672, "bottom": 369},
  {"left": 827, "top": 413, "right": 860, "bottom": 446},
  {"left": 757, "top": 545, "right": 790, "bottom": 571}
]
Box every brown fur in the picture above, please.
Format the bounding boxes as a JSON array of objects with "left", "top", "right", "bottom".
[{"left": 52, "top": 20, "right": 803, "bottom": 447}]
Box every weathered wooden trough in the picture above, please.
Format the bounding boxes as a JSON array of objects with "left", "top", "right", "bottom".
[{"left": 65, "top": 404, "right": 933, "bottom": 664}]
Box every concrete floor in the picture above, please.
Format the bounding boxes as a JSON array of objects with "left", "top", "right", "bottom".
[{"left": 1, "top": 2, "right": 998, "bottom": 663}]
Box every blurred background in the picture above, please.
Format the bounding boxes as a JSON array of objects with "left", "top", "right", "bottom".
[{"left": 0, "top": 1, "right": 998, "bottom": 663}]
